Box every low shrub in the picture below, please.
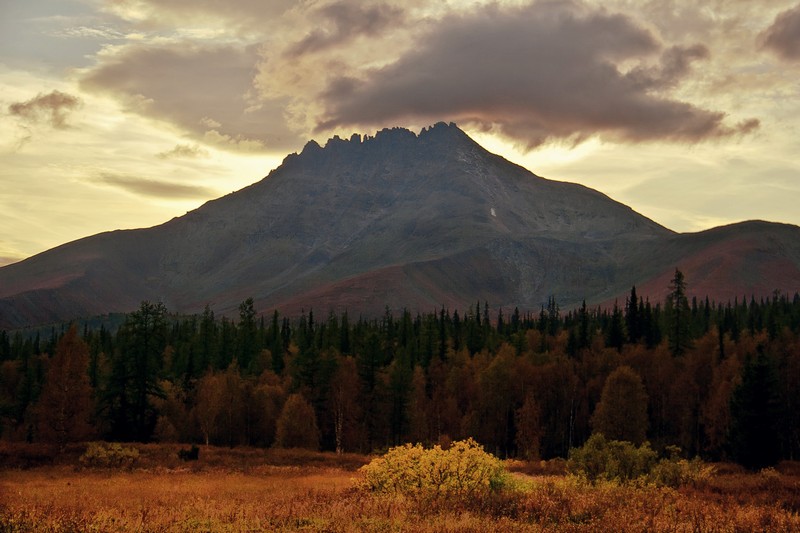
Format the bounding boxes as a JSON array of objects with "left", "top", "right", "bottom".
[
  {"left": 358, "top": 438, "right": 510, "bottom": 501},
  {"left": 568, "top": 434, "right": 656, "bottom": 483},
  {"left": 568, "top": 433, "right": 713, "bottom": 487},
  {"left": 79, "top": 442, "right": 139, "bottom": 469},
  {"left": 178, "top": 445, "right": 199, "bottom": 461}
]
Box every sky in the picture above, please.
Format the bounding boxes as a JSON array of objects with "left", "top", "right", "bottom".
[{"left": 1, "top": 0, "right": 800, "bottom": 267}]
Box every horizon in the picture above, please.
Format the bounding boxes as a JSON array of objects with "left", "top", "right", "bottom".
[{"left": 2, "top": 1, "right": 800, "bottom": 266}]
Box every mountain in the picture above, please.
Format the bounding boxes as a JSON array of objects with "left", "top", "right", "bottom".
[{"left": 1, "top": 122, "right": 799, "bottom": 329}]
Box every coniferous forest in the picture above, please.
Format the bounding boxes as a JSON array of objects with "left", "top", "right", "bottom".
[{"left": 2, "top": 271, "right": 799, "bottom": 469}]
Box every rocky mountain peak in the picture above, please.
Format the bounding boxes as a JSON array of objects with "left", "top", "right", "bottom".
[{"left": 1, "top": 123, "right": 798, "bottom": 329}]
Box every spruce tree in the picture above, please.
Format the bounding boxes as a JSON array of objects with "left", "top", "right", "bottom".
[
  {"left": 729, "top": 348, "right": 782, "bottom": 469},
  {"left": 106, "top": 301, "right": 168, "bottom": 441},
  {"left": 606, "top": 302, "right": 625, "bottom": 352},
  {"left": 625, "top": 286, "right": 640, "bottom": 344},
  {"left": 667, "top": 269, "right": 692, "bottom": 356}
]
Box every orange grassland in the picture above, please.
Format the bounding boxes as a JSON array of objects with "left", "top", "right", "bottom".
[{"left": 1, "top": 444, "right": 800, "bottom": 532}]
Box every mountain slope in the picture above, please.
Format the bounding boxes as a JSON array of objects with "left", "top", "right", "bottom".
[{"left": 1, "top": 123, "right": 798, "bottom": 328}]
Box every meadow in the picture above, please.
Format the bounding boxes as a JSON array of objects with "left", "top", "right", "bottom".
[{"left": 1, "top": 443, "right": 800, "bottom": 532}]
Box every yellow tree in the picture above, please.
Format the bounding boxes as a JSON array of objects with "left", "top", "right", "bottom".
[
  {"left": 35, "top": 325, "right": 94, "bottom": 447},
  {"left": 276, "top": 393, "right": 320, "bottom": 450},
  {"left": 193, "top": 371, "right": 224, "bottom": 446},
  {"left": 591, "top": 365, "right": 648, "bottom": 445}
]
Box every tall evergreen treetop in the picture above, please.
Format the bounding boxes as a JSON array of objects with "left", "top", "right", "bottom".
[{"left": 667, "top": 269, "right": 692, "bottom": 356}]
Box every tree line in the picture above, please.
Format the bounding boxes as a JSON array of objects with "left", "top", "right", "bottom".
[{"left": 1, "top": 270, "right": 799, "bottom": 468}]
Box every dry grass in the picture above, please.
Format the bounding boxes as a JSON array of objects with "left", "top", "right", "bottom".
[{"left": 1, "top": 445, "right": 799, "bottom": 532}]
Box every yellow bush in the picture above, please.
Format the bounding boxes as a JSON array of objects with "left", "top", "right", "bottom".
[
  {"left": 358, "top": 438, "right": 509, "bottom": 499},
  {"left": 79, "top": 442, "right": 139, "bottom": 469}
]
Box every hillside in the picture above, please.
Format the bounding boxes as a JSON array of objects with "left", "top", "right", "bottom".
[{"left": 1, "top": 123, "right": 799, "bottom": 328}]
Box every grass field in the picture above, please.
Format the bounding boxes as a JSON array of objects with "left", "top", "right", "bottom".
[{"left": 1, "top": 444, "right": 800, "bottom": 532}]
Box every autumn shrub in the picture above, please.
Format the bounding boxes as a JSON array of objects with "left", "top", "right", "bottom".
[
  {"left": 568, "top": 434, "right": 712, "bottom": 487},
  {"left": 649, "top": 446, "right": 715, "bottom": 488},
  {"left": 358, "top": 438, "right": 510, "bottom": 501},
  {"left": 79, "top": 442, "right": 139, "bottom": 469}
]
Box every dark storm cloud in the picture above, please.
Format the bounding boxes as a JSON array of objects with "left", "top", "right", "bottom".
[
  {"left": 286, "top": 2, "right": 406, "bottom": 57},
  {"left": 80, "top": 43, "right": 303, "bottom": 152},
  {"left": 316, "top": 2, "right": 757, "bottom": 148},
  {"left": 8, "top": 90, "right": 82, "bottom": 129},
  {"left": 94, "top": 173, "right": 215, "bottom": 199},
  {"left": 760, "top": 4, "right": 800, "bottom": 61}
]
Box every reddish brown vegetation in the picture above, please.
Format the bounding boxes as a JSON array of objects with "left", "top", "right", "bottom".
[{"left": 1, "top": 444, "right": 799, "bottom": 532}]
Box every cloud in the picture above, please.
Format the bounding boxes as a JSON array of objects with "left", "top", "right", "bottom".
[
  {"left": 156, "top": 143, "right": 210, "bottom": 159},
  {"left": 49, "top": 25, "right": 127, "bottom": 40},
  {"left": 760, "top": 4, "right": 800, "bottom": 61},
  {"left": 79, "top": 0, "right": 764, "bottom": 154},
  {"left": 313, "top": 2, "right": 758, "bottom": 149},
  {"left": 79, "top": 42, "right": 303, "bottom": 152},
  {"left": 8, "top": 90, "right": 82, "bottom": 129},
  {"left": 286, "top": 2, "right": 406, "bottom": 58},
  {"left": 93, "top": 173, "right": 216, "bottom": 198},
  {"left": 99, "top": 0, "right": 296, "bottom": 33},
  {"left": 626, "top": 44, "right": 710, "bottom": 91}
]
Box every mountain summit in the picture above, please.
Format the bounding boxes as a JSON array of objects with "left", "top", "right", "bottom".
[{"left": 1, "top": 123, "right": 799, "bottom": 328}]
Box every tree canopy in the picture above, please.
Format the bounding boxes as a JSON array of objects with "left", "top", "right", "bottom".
[{"left": 1, "top": 277, "right": 800, "bottom": 469}]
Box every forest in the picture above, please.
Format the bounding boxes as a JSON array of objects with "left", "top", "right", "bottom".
[{"left": 1, "top": 270, "right": 799, "bottom": 469}]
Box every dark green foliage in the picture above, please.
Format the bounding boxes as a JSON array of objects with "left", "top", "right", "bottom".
[
  {"left": 195, "top": 305, "right": 218, "bottom": 374},
  {"left": 236, "top": 298, "right": 258, "bottom": 373},
  {"left": 667, "top": 269, "right": 692, "bottom": 356},
  {"left": 605, "top": 302, "right": 625, "bottom": 353},
  {"left": 625, "top": 286, "right": 641, "bottom": 344},
  {"left": 104, "top": 301, "right": 168, "bottom": 442},
  {"left": 729, "top": 347, "right": 782, "bottom": 469},
  {"left": 267, "top": 310, "right": 285, "bottom": 375}
]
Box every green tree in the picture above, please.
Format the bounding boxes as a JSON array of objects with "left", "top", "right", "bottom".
[
  {"left": 195, "top": 305, "right": 218, "bottom": 374},
  {"left": 236, "top": 298, "right": 258, "bottom": 373},
  {"left": 268, "top": 310, "right": 285, "bottom": 375},
  {"left": 728, "top": 348, "right": 782, "bottom": 469},
  {"left": 625, "top": 286, "right": 641, "bottom": 344},
  {"left": 591, "top": 366, "right": 649, "bottom": 445},
  {"left": 606, "top": 301, "right": 625, "bottom": 352},
  {"left": 106, "top": 301, "right": 168, "bottom": 441},
  {"left": 356, "top": 330, "right": 385, "bottom": 450},
  {"left": 387, "top": 355, "right": 412, "bottom": 445},
  {"left": 667, "top": 269, "right": 692, "bottom": 356}
]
